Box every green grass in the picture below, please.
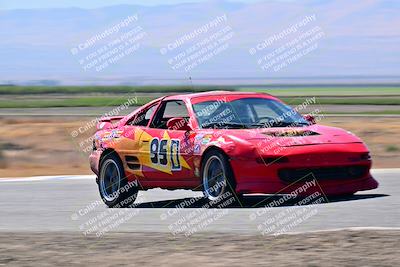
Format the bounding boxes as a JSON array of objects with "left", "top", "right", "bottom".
[
  {"left": 0, "top": 149, "right": 5, "bottom": 168},
  {"left": 322, "top": 110, "right": 400, "bottom": 115},
  {"left": 1, "top": 85, "right": 400, "bottom": 108},
  {"left": 385, "top": 145, "right": 400, "bottom": 152},
  {"left": 0, "top": 85, "right": 228, "bottom": 95},
  {"left": 281, "top": 97, "right": 400, "bottom": 105},
  {"left": 1, "top": 85, "right": 399, "bottom": 96},
  {"left": 239, "top": 87, "right": 400, "bottom": 96},
  {"left": 1, "top": 96, "right": 400, "bottom": 109},
  {"left": 0, "top": 97, "right": 154, "bottom": 108}
]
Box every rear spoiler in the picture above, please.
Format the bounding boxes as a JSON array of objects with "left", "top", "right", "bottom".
[
  {"left": 97, "top": 116, "right": 124, "bottom": 130},
  {"left": 100, "top": 116, "right": 124, "bottom": 123}
]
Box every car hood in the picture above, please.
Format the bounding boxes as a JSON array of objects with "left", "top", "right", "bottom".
[{"left": 218, "top": 125, "right": 362, "bottom": 147}]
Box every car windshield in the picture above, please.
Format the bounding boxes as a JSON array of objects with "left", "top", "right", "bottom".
[{"left": 192, "top": 97, "right": 309, "bottom": 129}]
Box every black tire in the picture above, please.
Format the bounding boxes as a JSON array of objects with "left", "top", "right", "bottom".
[
  {"left": 98, "top": 153, "right": 138, "bottom": 208},
  {"left": 201, "top": 150, "right": 243, "bottom": 207}
]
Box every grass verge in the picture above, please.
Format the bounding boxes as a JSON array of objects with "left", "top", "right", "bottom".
[
  {"left": 1, "top": 85, "right": 399, "bottom": 96},
  {"left": 0, "top": 85, "right": 223, "bottom": 95},
  {"left": 281, "top": 97, "right": 400, "bottom": 105},
  {"left": 1, "top": 96, "right": 400, "bottom": 109},
  {"left": 0, "top": 97, "right": 153, "bottom": 108},
  {"left": 240, "top": 87, "right": 400, "bottom": 96}
]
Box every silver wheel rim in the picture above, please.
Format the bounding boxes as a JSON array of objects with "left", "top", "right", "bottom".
[
  {"left": 203, "top": 155, "right": 227, "bottom": 201},
  {"left": 100, "top": 159, "right": 121, "bottom": 202}
]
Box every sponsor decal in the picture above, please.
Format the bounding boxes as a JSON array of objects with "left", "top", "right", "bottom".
[
  {"left": 195, "top": 134, "right": 205, "bottom": 140},
  {"left": 101, "top": 130, "right": 123, "bottom": 141},
  {"left": 194, "top": 143, "right": 201, "bottom": 153},
  {"left": 201, "top": 134, "right": 212, "bottom": 144}
]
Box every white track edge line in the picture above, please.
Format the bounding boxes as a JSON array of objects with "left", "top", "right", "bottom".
[
  {"left": 0, "top": 168, "right": 399, "bottom": 182},
  {"left": 0, "top": 175, "right": 96, "bottom": 182}
]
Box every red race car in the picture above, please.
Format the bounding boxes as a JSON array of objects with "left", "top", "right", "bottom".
[{"left": 89, "top": 91, "right": 378, "bottom": 207}]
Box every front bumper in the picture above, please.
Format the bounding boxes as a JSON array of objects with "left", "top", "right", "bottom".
[
  {"left": 230, "top": 143, "right": 378, "bottom": 196},
  {"left": 235, "top": 174, "right": 378, "bottom": 196}
]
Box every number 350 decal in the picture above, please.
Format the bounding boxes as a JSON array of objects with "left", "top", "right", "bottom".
[{"left": 150, "top": 138, "right": 181, "bottom": 170}]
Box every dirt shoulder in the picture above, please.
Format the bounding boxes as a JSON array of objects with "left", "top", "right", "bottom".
[
  {"left": 0, "top": 230, "right": 399, "bottom": 266},
  {"left": 0, "top": 116, "right": 398, "bottom": 177}
]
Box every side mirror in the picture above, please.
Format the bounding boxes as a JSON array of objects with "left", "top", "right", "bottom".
[
  {"left": 97, "top": 121, "right": 113, "bottom": 130},
  {"left": 303, "top": 114, "right": 316, "bottom": 124},
  {"left": 167, "top": 117, "right": 192, "bottom": 131}
]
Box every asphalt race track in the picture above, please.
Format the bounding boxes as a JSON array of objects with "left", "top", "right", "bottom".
[{"left": 0, "top": 169, "right": 399, "bottom": 234}]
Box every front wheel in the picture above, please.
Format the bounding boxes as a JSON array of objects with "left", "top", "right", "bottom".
[
  {"left": 201, "top": 150, "right": 242, "bottom": 206},
  {"left": 98, "top": 153, "right": 138, "bottom": 208}
]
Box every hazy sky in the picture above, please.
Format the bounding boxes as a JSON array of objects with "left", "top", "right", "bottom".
[
  {"left": 0, "top": 0, "right": 264, "bottom": 9},
  {"left": 1, "top": 0, "right": 398, "bottom": 80}
]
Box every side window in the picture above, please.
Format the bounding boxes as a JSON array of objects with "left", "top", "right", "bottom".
[
  {"left": 151, "top": 100, "right": 189, "bottom": 129},
  {"left": 128, "top": 104, "right": 157, "bottom": 126}
]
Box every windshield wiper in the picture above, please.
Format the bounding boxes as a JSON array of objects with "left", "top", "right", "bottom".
[
  {"left": 293, "top": 122, "right": 310, "bottom": 126},
  {"left": 202, "top": 122, "right": 250, "bottom": 129}
]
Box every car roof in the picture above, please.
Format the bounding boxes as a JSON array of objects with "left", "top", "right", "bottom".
[{"left": 163, "top": 90, "right": 275, "bottom": 101}]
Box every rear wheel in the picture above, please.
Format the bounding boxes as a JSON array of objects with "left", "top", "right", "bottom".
[
  {"left": 98, "top": 153, "right": 138, "bottom": 208},
  {"left": 201, "top": 150, "right": 242, "bottom": 206}
]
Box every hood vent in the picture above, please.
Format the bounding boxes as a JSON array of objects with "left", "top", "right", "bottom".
[{"left": 262, "top": 130, "right": 320, "bottom": 137}]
